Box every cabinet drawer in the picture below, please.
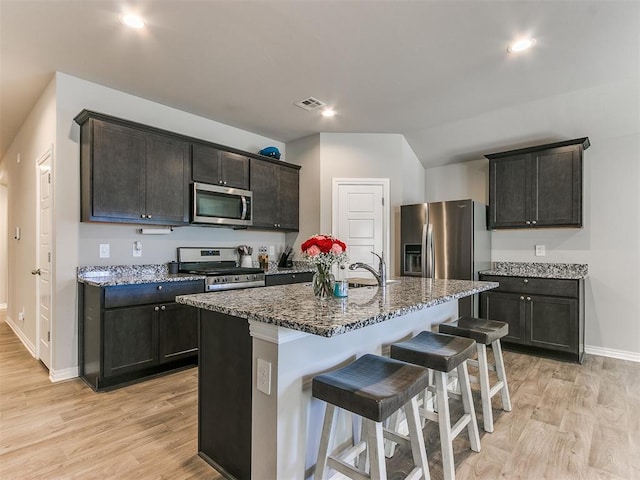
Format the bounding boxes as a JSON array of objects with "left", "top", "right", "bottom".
[
  {"left": 265, "top": 271, "right": 313, "bottom": 287},
  {"left": 481, "top": 275, "right": 578, "bottom": 298},
  {"left": 104, "top": 280, "right": 204, "bottom": 308}
]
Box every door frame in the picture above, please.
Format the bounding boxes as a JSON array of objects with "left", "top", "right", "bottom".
[
  {"left": 35, "top": 146, "right": 54, "bottom": 370},
  {"left": 331, "top": 178, "right": 390, "bottom": 268}
]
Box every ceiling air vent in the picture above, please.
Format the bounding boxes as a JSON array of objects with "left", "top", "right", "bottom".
[{"left": 294, "top": 96, "right": 326, "bottom": 111}]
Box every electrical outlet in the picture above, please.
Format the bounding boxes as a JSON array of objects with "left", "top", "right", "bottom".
[
  {"left": 18, "top": 309, "right": 25, "bottom": 323},
  {"left": 133, "top": 241, "right": 142, "bottom": 257},
  {"left": 99, "top": 243, "right": 110, "bottom": 258},
  {"left": 257, "top": 358, "right": 271, "bottom": 395},
  {"left": 535, "top": 244, "right": 546, "bottom": 257},
  {"left": 269, "top": 245, "right": 275, "bottom": 256}
]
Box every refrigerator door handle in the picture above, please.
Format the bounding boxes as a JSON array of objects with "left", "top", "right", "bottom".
[
  {"left": 425, "top": 223, "right": 434, "bottom": 278},
  {"left": 421, "top": 223, "right": 428, "bottom": 276}
]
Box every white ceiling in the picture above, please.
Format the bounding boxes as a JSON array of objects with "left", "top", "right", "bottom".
[{"left": 1, "top": 0, "right": 638, "bottom": 167}]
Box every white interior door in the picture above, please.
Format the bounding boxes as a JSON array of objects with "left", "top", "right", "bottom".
[
  {"left": 333, "top": 179, "right": 389, "bottom": 279},
  {"left": 36, "top": 149, "right": 52, "bottom": 369}
]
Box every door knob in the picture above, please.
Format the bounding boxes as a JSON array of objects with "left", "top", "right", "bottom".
[{"left": 31, "top": 269, "right": 41, "bottom": 275}]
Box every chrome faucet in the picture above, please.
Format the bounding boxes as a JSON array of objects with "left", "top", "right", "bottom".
[{"left": 349, "top": 251, "right": 387, "bottom": 287}]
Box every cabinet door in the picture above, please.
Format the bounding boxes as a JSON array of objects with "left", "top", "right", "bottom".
[
  {"left": 192, "top": 143, "right": 222, "bottom": 185},
  {"left": 489, "top": 154, "right": 531, "bottom": 228},
  {"left": 250, "top": 159, "right": 278, "bottom": 228},
  {"left": 91, "top": 120, "right": 146, "bottom": 220},
  {"left": 527, "top": 296, "right": 578, "bottom": 353},
  {"left": 220, "top": 151, "right": 249, "bottom": 189},
  {"left": 480, "top": 291, "right": 526, "bottom": 344},
  {"left": 145, "top": 133, "right": 190, "bottom": 224},
  {"left": 158, "top": 303, "right": 199, "bottom": 364},
  {"left": 532, "top": 146, "right": 582, "bottom": 227},
  {"left": 277, "top": 165, "right": 300, "bottom": 231},
  {"left": 103, "top": 305, "right": 158, "bottom": 377}
]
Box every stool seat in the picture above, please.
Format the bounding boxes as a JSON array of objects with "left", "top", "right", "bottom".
[
  {"left": 390, "top": 331, "right": 476, "bottom": 373},
  {"left": 439, "top": 317, "right": 508, "bottom": 345},
  {"left": 312, "top": 353, "right": 431, "bottom": 422}
]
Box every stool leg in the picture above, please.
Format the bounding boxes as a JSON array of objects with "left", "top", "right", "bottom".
[
  {"left": 365, "top": 419, "right": 387, "bottom": 480},
  {"left": 457, "top": 361, "right": 481, "bottom": 453},
  {"left": 383, "top": 410, "right": 400, "bottom": 458},
  {"left": 476, "top": 343, "right": 494, "bottom": 433},
  {"left": 405, "top": 396, "right": 431, "bottom": 480},
  {"left": 315, "top": 403, "right": 338, "bottom": 480},
  {"left": 435, "top": 371, "right": 455, "bottom": 480},
  {"left": 492, "top": 340, "right": 512, "bottom": 412}
]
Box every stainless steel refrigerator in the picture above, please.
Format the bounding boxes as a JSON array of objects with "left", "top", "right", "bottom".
[{"left": 400, "top": 200, "right": 491, "bottom": 317}]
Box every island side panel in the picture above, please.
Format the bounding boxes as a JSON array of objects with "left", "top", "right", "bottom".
[
  {"left": 250, "top": 301, "right": 458, "bottom": 480},
  {"left": 199, "top": 310, "right": 252, "bottom": 480}
]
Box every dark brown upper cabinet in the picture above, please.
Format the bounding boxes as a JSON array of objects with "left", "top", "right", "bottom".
[
  {"left": 192, "top": 142, "right": 249, "bottom": 190},
  {"left": 486, "top": 137, "right": 589, "bottom": 229},
  {"left": 76, "top": 110, "right": 191, "bottom": 225},
  {"left": 250, "top": 158, "right": 300, "bottom": 231}
]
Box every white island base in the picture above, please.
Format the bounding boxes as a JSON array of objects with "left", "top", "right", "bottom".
[{"left": 249, "top": 301, "right": 457, "bottom": 479}]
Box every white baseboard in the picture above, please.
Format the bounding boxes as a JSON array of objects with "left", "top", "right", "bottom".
[
  {"left": 50, "top": 367, "right": 79, "bottom": 382},
  {"left": 0, "top": 303, "right": 7, "bottom": 310},
  {"left": 4, "top": 315, "right": 36, "bottom": 357},
  {"left": 585, "top": 345, "right": 640, "bottom": 363},
  {"left": 5, "top": 315, "right": 79, "bottom": 381}
]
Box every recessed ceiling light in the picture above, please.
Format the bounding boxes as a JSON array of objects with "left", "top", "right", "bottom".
[
  {"left": 121, "top": 14, "right": 145, "bottom": 29},
  {"left": 507, "top": 38, "right": 536, "bottom": 53},
  {"left": 321, "top": 108, "right": 336, "bottom": 118}
]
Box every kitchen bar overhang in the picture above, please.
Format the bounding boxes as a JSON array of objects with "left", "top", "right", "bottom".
[{"left": 176, "top": 277, "right": 498, "bottom": 479}]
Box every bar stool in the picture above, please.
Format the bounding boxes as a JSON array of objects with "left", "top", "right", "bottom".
[
  {"left": 438, "top": 317, "right": 512, "bottom": 433},
  {"left": 390, "top": 331, "right": 480, "bottom": 480},
  {"left": 312, "top": 353, "right": 431, "bottom": 480}
]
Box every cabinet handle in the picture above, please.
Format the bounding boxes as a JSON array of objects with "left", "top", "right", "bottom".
[
  {"left": 154, "top": 306, "right": 160, "bottom": 312},
  {"left": 157, "top": 285, "right": 163, "bottom": 290},
  {"left": 520, "top": 296, "right": 525, "bottom": 300},
  {"left": 223, "top": 181, "right": 227, "bottom": 185},
  {"left": 526, "top": 221, "right": 531, "bottom": 225},
  {"left": 532, "top": 220, "right": 537, "bottom": 225},
  {"left": 526, "top": 296, "right": 531, "bottom": 301},
  {"left": 141, "top": 214, "right": 146, "bottom": 219},
  {"left": 523, "top": 279, "right": 529, "bottom": 283},
  {"left": 218, "top": 180, "right": 223, "bottom": 184},
  {"left": 160, "top": 305, "right": 166, "bottom": 311},
  {"left": 147, "top": 215, "right": 152, "bottom": 219}
]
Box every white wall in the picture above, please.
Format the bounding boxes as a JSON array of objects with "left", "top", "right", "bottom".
[
  {"left": 287, "top": 132, "right": 426, "bottom": 276},
  {"left": 5, "top": 71, "right": 289, "bottom": 378},
  {"left": 1, "top": 76, "right": 57, "bottom": 353},
  {"left": 422, "top": 78, "right": 640, "bottom": 357},
  {"left": 425, "top": 159, "right": 488, "bottom": 204},
  {"left": 0, "top": 184, "right": 7, "bottom": 308}
]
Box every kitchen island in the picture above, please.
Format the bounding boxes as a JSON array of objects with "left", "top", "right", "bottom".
[{"left": 176, "top": 277, "right": 498, "bottom": 480}]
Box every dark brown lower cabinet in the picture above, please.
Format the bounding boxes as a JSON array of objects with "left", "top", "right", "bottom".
[
  {"left": 79, "top": 280, "right": 204, "bottom": 391},
  {"left": 480, "top": 275, "right": 584, "bottom": 363}
]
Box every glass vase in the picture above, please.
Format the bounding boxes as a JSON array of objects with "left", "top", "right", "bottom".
[{"left": 312, "top": 265, "right": 335, "bottom": 298}]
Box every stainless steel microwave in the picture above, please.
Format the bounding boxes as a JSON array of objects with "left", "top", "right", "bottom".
[{"left": 192, "top": 182, "right": 253, "bottom": 227}]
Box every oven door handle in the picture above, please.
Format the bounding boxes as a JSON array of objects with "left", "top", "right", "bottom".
[{"left": 240, "top": 196, "right": 248, "bottom": 220}]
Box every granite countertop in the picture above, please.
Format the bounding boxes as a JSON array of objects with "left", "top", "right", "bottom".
[
  {"left": 77, "top": 264, "right": 205, "bottom": 287},
  {"left": 176, "top": 277, "right": 499, "bottom": 337},
  {"left": 264, "top": 264, "right": 315, "bottom": 275},
  {"left": 481, "top": 261, "right": 588, "bottom": 280}
]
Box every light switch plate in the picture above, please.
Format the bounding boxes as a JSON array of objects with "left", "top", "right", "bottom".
[
  {"left": 535, "top": 244, "right": 546, "bottom": 256},
  {"left": 257, "top": 358, "right": 271, "bottom": 395},
  {"left": 99, "top": 243, "right": 110, "bottom": 258}
]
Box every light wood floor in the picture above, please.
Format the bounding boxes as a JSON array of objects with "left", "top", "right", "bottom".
[{"left": 1, "top": 315, "right": 639, "bottom": 480}]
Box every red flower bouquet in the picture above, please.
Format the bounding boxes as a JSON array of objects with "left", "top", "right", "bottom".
[{"left": 301, "top": 234, "right": 348, "bottom": 297}]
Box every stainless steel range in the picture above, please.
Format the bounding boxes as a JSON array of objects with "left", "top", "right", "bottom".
[{"left": 177, "top": 247, "right": 265, "bottom": 292}]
